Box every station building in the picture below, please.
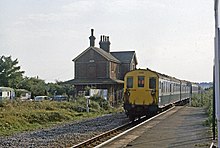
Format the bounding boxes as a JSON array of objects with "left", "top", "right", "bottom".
[{"left": 67, "top": 29, "right": 138, "bottom": 105}]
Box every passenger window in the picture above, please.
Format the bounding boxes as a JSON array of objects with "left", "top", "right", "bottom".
[
  {"left": 149, "top": 77, "right": 156, "bottom": 89},
  {"left": 127, "top": 77, "right": 133, "bottom": 88},
  {"left": 138, "top": 76, "right": 145, "bottom": 87}
]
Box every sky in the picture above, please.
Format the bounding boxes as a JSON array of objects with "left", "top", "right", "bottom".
[{"left": 0, "top": 0, "right": 214, "bottom": 83}]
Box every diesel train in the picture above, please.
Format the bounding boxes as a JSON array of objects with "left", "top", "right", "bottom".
[{"left": 123, "top": 68, "right": 199, "bottom": 120}]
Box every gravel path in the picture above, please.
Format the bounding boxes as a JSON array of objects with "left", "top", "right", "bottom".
[{"left": 0, "top": 112, "right": 129, "bottom": 147}]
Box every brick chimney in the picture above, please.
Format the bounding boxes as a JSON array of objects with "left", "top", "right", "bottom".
[
  {"left": 99, "top": 35, "right": 110, "bottom": 52},
  {"left": 89, "top": 29, "right": 95, "bottom": 47}
]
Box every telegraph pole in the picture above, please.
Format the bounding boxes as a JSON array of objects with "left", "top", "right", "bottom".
[
  {"left": 214, "top": 0, "right": 220, "bottom": 146},
  {"left": 213, "top": 66, "right": 216, "bottom": 140}
]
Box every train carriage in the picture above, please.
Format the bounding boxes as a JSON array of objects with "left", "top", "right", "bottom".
[
  {"left": 180, "top": 80, "right": 191, "bottom": 101},
  {"left": 158, "top": 75, "right": 181, "bottom": 107},
  {"left": 123, "top": 68, "right": 197, "bottom": 120},
  {"left": 191, "top": 83, "right": 199, "bottom": 94}
]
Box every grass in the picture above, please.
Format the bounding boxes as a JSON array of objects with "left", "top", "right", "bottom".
[
  {"left": 0, "top": 97, "right": 123, "bottom": 136},
  {"left": 191, "top": 88, "right": 214, "bottom": 127}
]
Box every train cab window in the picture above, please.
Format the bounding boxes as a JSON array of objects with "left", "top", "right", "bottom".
[
  {"left": 138, "top": 76, "right": 145, "bottom": 87},
  {"left": 127, "top": 77, "right": 133, "bottom": 88},
  {"left": 149, "top": 77, "right": 156, "bottom": 89}
]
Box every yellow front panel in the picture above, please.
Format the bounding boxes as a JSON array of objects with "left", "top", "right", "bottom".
[{"left": 124, "top": 69, "right": 159, "bottom": 105}]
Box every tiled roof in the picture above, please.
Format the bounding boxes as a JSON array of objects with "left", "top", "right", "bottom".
[
  {"left": 73, "top": 47, "right": 120, "bottom": 63},
  {"left": 93, "top": 47, "right": 120, "bottom": 63},
  {"left": 111, "top": 51, "right": 137, "bottom": 63}
]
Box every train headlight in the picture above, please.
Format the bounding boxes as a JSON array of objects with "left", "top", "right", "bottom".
[{"left": 151, "top": 90, "right": 156, "bottom": 95}]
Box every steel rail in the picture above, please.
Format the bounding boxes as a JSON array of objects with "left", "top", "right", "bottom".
[{"left": 71, "top": 121, "right": 134, "bottom": 148}]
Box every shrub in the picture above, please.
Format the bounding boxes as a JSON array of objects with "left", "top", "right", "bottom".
[
  {"left": 192, "top": 89, "right": 214, "bottom": 127},
  {"left": 89, "top": 96, "right": 111, "bottom": 110}
]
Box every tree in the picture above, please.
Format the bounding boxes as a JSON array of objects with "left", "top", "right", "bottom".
[
  {"left": 18, "top": 77, "right": 47, "bottom": 98},
  {"left": 0, "top": 56, "right": 24, "bottom": 87},
  {"left": 47, "top": 82, "right": 75, "bottom": 98}
]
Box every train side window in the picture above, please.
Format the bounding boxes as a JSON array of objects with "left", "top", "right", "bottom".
[
  {"left": 165, "top": 82, "right": 167, "bottom": 92},
  {"left": 149, "top": 77, "right": 156, "bottom": 89},
  {"left": 138, "top": 76, "right": 145, "bottom": 87},
  {"left": 127, "top": 77, "right": 133, "bottom": 88}
]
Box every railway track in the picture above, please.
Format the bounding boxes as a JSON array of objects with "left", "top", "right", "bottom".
[{"left": 71, "top": 116, "right": 146, "bottom": 148}]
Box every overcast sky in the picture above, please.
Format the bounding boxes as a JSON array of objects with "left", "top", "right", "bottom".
[{"left": 0, "top": 0, "right": 214, "bottom": 82}]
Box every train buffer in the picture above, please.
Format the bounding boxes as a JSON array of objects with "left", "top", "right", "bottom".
[{"left": 104, "top": 106, "right": 212, "bottom": 148}]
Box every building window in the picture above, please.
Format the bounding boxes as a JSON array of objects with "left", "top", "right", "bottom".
[
  {"left": 127, "top": 77, "right": 133, "bottom": 88},
  {"left": 0, "top": 92, "right": 2, "bottom": 96},
  {"left": 138, "top": 76, "right": 145, "bottom": 87},
  {"left": 149, "top": 77, "right": 156, "bottom": 89}
]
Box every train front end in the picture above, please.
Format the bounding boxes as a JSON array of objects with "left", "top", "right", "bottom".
[{"left": 123, "top": 69, "right": 159, "bottom": 120}]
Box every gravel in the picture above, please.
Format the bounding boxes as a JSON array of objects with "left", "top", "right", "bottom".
[{"left": 0, "top": 112, "right": 129, "bottom": 147}]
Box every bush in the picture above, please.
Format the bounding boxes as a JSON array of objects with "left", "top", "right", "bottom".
[
  {"left": 192, "top": 89, "right": 214, "bottom": 127},
  {"left": 89, "top": 101, "right": 100, "bottom": 111},
  {"left": 89, "top": 96, "right": 111, "bottom": 110}
]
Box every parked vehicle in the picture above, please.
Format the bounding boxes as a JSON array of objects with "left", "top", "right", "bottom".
[
  {"left": 0, "top": 87, "right": 15, "bottom": 101},
  {"left": 34, "top": 96, "right": 51, "bottom": 101},
  {"left": 53, "top": 95, "right": 68, "bottom": 102},
  {"left": 16, "top": 89, "right": 31, "bottom": 101}
]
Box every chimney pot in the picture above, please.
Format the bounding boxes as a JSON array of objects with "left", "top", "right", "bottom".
[
  {"left": 91, "top": 29, "right": 94, "bottom": 36},
  {"left": 99, "top": 34, "right": 110, "bottom": 52},
  {"left": 89, "top": 29, "right": 95, "bottom": 47}
]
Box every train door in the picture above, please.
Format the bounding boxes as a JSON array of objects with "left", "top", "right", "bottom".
[{"left": 149, "top": 77, "right": 157, "bottom": 104}]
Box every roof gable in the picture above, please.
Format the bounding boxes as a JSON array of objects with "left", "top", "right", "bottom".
[{"left": 72, "top": 47, "right": 120, "bottom": 63}]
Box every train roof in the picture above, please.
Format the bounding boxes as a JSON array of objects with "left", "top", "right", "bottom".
[
  {"left": 146, "top": 68, "right": 179, "bottom": 80},
  {"left": 134, "top": 68, "right": 197, "bottom": 84}
]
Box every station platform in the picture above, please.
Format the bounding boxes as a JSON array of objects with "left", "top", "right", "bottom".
[
  {"left": 126, "top": 106, "right": 212, "bottom": 148},
  {"left": 103, "top": 106, "right": 212, "bottom": 148}
]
